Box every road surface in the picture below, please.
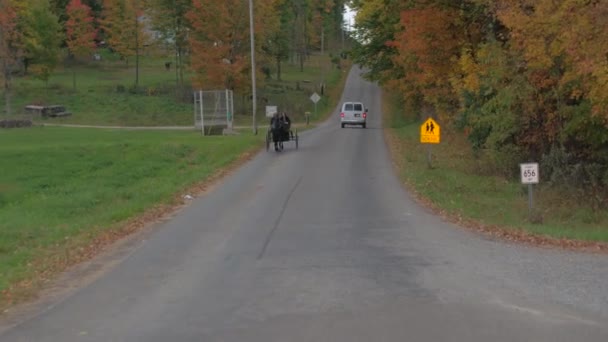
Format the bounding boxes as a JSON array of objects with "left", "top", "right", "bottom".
[{"left": 2, "top": 66, "right": 607, "bottom": 341}]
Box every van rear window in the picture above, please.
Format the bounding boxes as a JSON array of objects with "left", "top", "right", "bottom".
[
  {"left": 344, "top": 104, "right": 353, "bottom": 111},
  {"left": 354, "top": 104, "right": 363, "bottom": 111}
]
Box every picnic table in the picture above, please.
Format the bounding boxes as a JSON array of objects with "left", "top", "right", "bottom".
[{"left": 24, "top": 105, "right": 71, "bottom": 117}]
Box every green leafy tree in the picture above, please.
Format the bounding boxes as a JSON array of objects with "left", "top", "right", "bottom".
[
  {"left": 101, "top": 0, "right": 147, "bottom": 86},
  {"left": 146, "top": 0, "right": 192, "bottom": 88},
  {"left": 22, "top": 0, "right": 63, "bottom": 85},
  {"left": 349, "top": 0, "right": 404, "bottom": 83}
]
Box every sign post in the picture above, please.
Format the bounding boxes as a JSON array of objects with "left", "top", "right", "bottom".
[
  {"left": 310, "top": 92, "right": 321, "bottom": 117},
  {"left": 420, "top": 118, "right": 441, "bottom": 168},
  {"left": 520, "top": 163, "right": 539, "bottom": 219},
  {"left": 199, "top": 90, "right": 204, "bottom": 135}
]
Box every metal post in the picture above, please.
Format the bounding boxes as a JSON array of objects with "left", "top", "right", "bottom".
[
  {"left": 528, "top": 184, "right": 534, "bottom": 214},
  {"left": 426, "top": 145, "right": 432, "bottom": 168},
  {"left": 229, "top": 90, "right": 234, "bottom": 129},
  {"left": 225, "top": 89, "right": 229, "bottom": 128},
  {"left": 199, "top": 90, "right": 204, "bottom": 136},
  {"left": 249, "top": 0, "right": 258, "bottom": 135}
]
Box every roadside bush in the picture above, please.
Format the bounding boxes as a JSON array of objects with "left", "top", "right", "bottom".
[
  {"left": 0, "top": 119, "right": 33, "bottom": 128},
  {"left": 541, "top": 145, "right": 608, "bottom": 209}
]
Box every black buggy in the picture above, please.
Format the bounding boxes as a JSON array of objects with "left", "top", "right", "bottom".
[{"left": 266, "top": 112, "right": 299, "bottom": 152}]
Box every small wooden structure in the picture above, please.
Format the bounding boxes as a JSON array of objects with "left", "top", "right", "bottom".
[{"left": 25, "top": 105, "right": 71, "bottom": 118}]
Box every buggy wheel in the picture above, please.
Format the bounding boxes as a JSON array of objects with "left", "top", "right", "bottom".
[
  {"left": 295, "top": 129, "right": 299, "bottom": 149},
  {"left": 266, "top": 131, "right": 271, "bottom": 151}
]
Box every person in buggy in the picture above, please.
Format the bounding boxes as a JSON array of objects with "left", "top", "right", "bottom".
[{"left": 270, "top": 112, "right": 292, "bottom": 151}]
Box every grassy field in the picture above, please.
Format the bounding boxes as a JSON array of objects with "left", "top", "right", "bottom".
[
  {"left": 384, "top": 92, "right": 608, "bottom": 244},
  {"left": 3, "top": 50, "right": 347, "bottom": 127},
  {"left": 0, "top": 127, "right": 264, "bottom": 296}
]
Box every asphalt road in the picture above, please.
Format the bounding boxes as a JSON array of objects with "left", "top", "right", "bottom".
[{"left": 2, "top": 66, "right": 607, "bottom": 341}]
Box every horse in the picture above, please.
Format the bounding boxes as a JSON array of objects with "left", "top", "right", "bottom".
[{"left": 270, "top": 115, "right": 286, "bottom": 151}]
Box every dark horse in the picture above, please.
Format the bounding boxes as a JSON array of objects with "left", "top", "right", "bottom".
[{"left": 270, "top": 113, "right": 291, "bottom": 151}]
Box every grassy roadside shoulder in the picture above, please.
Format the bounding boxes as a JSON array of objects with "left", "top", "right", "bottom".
[
  {"left": 0, "top": 128, "right": 263, "bottom": 307},
  {"left": 382, "top": 91, "right": 608, "bottom": 251}
]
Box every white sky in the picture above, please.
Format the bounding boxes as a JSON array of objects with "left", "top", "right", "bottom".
[{"left": 344, "top": 4, "right": 356, "bottom": 30}]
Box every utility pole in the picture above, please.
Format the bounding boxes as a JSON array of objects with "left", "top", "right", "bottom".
[
  {"left": 249, "top": 0, "right": 258, "bottom": 135},
  {"left": 135, "top": 9, "right": 139, "bottom": 88}
]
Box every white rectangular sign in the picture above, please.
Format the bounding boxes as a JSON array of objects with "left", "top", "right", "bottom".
[
  {"left": 520, "top": 163, "right": 539, "bottom": 184},
  {"left": 265, "top": 105, "right": 277, "bottom": 118}
]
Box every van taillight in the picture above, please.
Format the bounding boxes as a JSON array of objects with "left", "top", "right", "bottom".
[
  {"left": 340, "top": 113, "right": 345, "bottom": 117},
  {"left": 363, "top": 113, "right": 367, "bottom": 118}
]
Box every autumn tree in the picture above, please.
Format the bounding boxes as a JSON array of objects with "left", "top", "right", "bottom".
[
  {"left": 51, "top": 0, "right": 102, "bottom": 24},
  {"left": 146, "top": 0, "right": 192, "bottom": 88},
  {"left": 349, "top": 0, "right": 404, "bottom": 83},
  {"left": 391, "top": 6, "right": 462, "bottom": 119},
  {"left": 261, "top": 0, "right": 290, "bottom": 80},
  {"left": 66, "top": 0, "right": 97, "bottom": 90},
  {"left": 351, "top": 0, "right": 608, "bottom": 200},
  {"left": 289, "top": 0, "right": 310, "bottom": 71},
  {"left": 101, "top": 0, "right": 148, "bottom": 86},
  {"left": 0, "top": 0, "right": 22, "bottom": 116},
  {"left": 305, "top": 0, "right": 344, "bottom": 53},
  {"left": 187, "top": 0, "right": 277, "bottom": 90}
]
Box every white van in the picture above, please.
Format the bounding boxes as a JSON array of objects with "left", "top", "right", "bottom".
[{"left": 340, "top": 101, "right": 367, "bottom": 128}]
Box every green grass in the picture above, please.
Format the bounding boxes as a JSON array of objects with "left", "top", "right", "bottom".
[
  {"left": 0, "top": 127, "right": 263, "bottom": 293},
  {"left": 384, "top": 93, "right": 608, "bottom": 243},
  {"left": 3, "top": 51, "right": 346, "bottom": 127},
  {"left": 6, "top": 54, "right": 193, "bottom": 126}
]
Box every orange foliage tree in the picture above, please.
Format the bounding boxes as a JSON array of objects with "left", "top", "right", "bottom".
[
  {"left": 389, "top": 5, "right": 462, "bottom": 120},
  {"left": 66, "top": 0, "right": 97, "bottom": 89},
  {"left": 187, "top": 0, "right": 278, "bottom": 91}
]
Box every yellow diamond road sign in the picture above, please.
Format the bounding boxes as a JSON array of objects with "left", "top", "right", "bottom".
[{"left": 420, "top": 118, "right": 440, "bottom": 144}]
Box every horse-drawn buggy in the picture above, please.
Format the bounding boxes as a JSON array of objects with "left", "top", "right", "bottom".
[{"left": 266, "top": 112, "right": 299, "bottom": 152}]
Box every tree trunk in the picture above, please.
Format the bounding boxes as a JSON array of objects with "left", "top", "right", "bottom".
[
  {"left": 135, "top": 16, "right": 140, "bottom": 87},
  {"left": 321, "top": 27, "right": 324, "bottom": 55},
  {"left": 3, "top": 61, "right": 11, "bottom": 117},
  {"left": 178, "top": 47, "right": 184, "bottom": 88},
  {"left": 4, "top": 88, "right": 9, "bottom": 117},
  {"left": 175, "top": 44, "right": 179, "bottom": 89}
]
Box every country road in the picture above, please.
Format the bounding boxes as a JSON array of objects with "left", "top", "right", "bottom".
[{"left": 2, "top": 66, "right": 607, "bottom": 341}]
